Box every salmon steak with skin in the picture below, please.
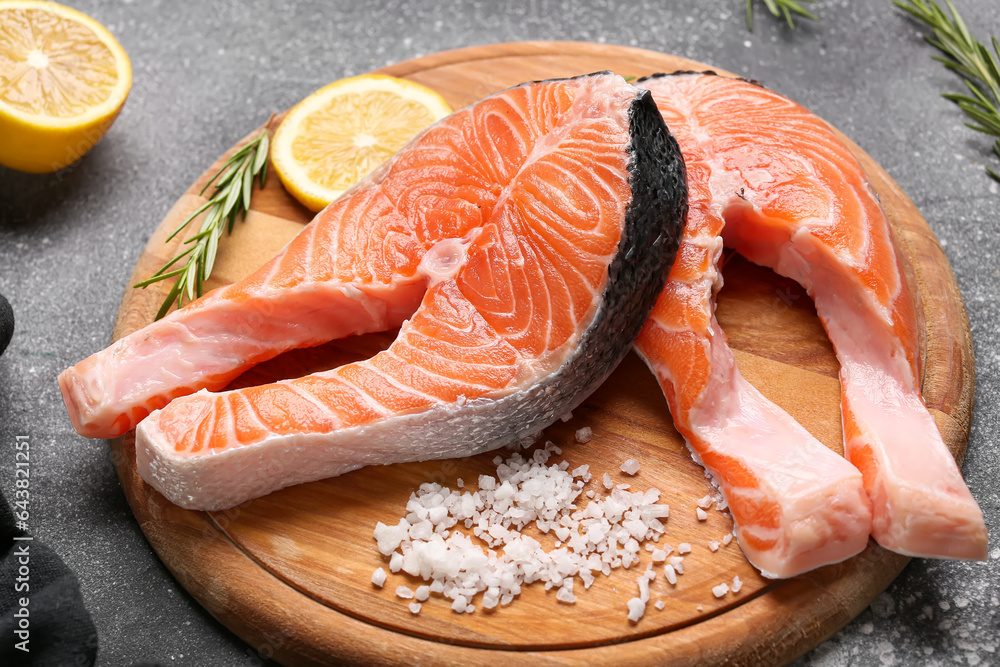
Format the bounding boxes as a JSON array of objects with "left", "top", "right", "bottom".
[
  {"left": 58, "top": 72, "right": 687, "bottom": 511},
  {"left": 636, "top": 72, "right": 986, "bottom": 565}
]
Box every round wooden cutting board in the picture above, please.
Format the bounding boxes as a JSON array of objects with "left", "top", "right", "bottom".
[{"left": 108, "top": 42, "right": 974, "bottom": 666}]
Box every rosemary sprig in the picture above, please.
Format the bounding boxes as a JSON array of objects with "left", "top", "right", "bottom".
[
  {"left": 135, "top": 129, "right": 270, "bottom": 320},
  {"left": 895, "top": 0, "right": 1000, "bottom": 181},
  {"left": 746, "top": 0, "right": 818, "bottom": 31}
]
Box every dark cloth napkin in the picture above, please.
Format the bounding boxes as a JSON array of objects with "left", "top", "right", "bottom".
[{"left": 0, "top": 489, "right": 97, "bottom": 667}]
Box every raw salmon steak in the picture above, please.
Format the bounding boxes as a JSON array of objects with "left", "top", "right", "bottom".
[
  {"left": 59, "top": 72, "right": 687, "bottom": 511},
  {"left": 637, "top": 72, "right": 986, "bottom": 563},
  {"left": 634, "top": 75, "right": 871, "bottom": 578}
]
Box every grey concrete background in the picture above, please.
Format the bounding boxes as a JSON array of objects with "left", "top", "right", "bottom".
[{"left": 1, "top": 0, "right": 997, "bottom": 665}]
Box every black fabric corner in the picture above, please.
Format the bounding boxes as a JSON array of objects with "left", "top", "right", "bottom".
[{"left": 0, "top": 489, "right": 98, "bottom": 667}]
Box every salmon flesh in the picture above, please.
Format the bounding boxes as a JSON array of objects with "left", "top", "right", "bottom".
[{"left": 636, "top": 72, "right": 987, "bottom": 566}]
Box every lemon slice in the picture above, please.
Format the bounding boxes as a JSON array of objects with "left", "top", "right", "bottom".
[
  {"left": 0, "top": 1, "right": 132, "bottom": 174},
  {"left": 272, "top": 74, "right": 452, "bottom": 212}
]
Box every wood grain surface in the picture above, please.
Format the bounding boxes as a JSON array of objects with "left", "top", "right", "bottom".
[{"left": 108, "top": 42, "right": 974, "bottom": 666}]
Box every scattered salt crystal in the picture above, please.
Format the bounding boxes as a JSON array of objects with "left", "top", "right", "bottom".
[
  {"left": 603, "top": 473, "right": 613, "bottom": 490},
  {"left": 409, "top": 602, "right": 422, "bottom": 614},
  {"left": 452, "top": 595, "right": 468, "bottom": 613},
  {"left": 456, "top": 478, "right": 464, "bottom": 488},
  {"left": 415, "top": 585, "right": 430, "bottom": 602},
  {"left": 712, "top": 583, "right": 730, "bottom": 598},
  {"left": 655, "top": 599, "right": 666, "bottom": 610},
  {"left": 678, "top": 543, "right": 692, "bottom": 554},
  {"left": 638, "top": 575, "right": 650, "bottom": 602},
  {"left": 620, "top": 459, "right": 640, "bottom": 475},
  {"left": 586, "top": 490, "right": 595, "bottom": 499},
  {"left": 617, "top": 483, "right": 631, "bottom": 490},
  {"left": 651, "top": 548, "right": 667, "bottom": 563},
  {"left": 575, "top": 427, "right": 593, "bottom": 443},
  {"left": 373, "top": 519, "right": 410, "bottom": 555},
  {"left": 389, "top": 552, "right": 403, "bottom": 573},
  {"left": 627, "top": 597, "right": 646, "bottom": 622},
  {"left": 557, "top": 580, "right": 577, "bottom": 604},
  {"left": 708, "top": 541, "right": 720, "bottom": 552},
  {"left": 732, "top": 575, "right": 743, "bottom": 593},
  {"left": 371, "top": 567, "right": 387, "bottom": 588},
  {"left": 427, "top": 505, "right": 449, "bottom": 525},
  {"left": 722, "top": 533, "right": 733, "bottom": 546},
  {"left": 560, "top": 411, "right": 574, "bottom": 422},
  {"left": 396, "top": 586, "right": 414, "bottom": 599},
  {"left": 664, "top": 564, "right": 678, "bottom": 585},
  {"left": 697, "top": 605, "right": 703, "bottom": 611},
  {"left": 696, "top": 508, "right": 708, "bottom": 521},
  {"left": 697, "top": 495, "right": 713, "bottom": 509}
]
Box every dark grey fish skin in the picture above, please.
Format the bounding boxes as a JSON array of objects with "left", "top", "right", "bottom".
[{"left": 482, "top": 83, "right": 688, "bottom": 448}]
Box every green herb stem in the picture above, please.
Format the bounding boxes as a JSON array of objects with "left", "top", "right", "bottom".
[
  {"left": 136, "top": 128, "right": 270, "bottom": 320},
  {"left": 746, "top": 0, "right": 818, "bottom": 32}
]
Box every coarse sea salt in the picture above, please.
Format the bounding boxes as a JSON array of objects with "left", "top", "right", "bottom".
[
  {"left": 620, "top": 459, "right": 640, "bottom": 475},
  {"left": 627, "top": 597, "right": 646, "bottom": 622},
  {"left": 372, "top": 443, "right": 672, "bottom": 623}
]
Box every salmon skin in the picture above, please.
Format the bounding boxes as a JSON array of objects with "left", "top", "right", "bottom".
[
  {"left": 59, "top": 72, "right": 687, "bottom": 511},
  {"left": 637, "top": 72, "right": 986, "bottom": 565}
]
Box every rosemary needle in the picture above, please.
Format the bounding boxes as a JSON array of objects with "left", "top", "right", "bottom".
[
  {"left": 135, "top": 128, "right": 270, "bottom": 320},
  {"left": 746, "top": 0, "right": 818, "bottom": 32},
  {"left": 895, "top": 0, "right": 1000, "bottom": 181}
]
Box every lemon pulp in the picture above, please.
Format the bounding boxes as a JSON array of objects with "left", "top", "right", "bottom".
[{"left": 272, "top": 75, "right": 452, "bottom": 212}]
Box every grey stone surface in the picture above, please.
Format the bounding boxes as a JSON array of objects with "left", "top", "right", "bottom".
[{"left": 0, "top": 0, "right": 997, "bottom": 665}]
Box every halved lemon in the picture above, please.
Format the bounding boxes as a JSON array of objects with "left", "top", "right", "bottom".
[
  {"left": 0, "top": 1, "right": 132, "bottom": 174},
  {"left": 272, "top": 74, "right": 452, "bottom": 212}
]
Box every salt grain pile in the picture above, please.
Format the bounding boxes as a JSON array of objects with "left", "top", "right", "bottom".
[{"left": 372, "top": 442, "right": 676, "bottom": 620}]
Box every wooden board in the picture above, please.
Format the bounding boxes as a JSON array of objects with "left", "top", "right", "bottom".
[{"left": 108, "top": 42, "right": 975, "bottom": 666}]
